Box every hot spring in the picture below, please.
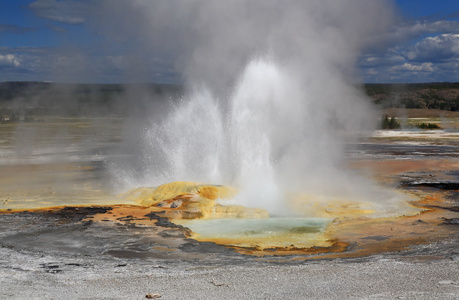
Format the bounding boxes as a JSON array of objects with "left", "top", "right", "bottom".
[
  {"left": 105, "top": 0, "right": 416, "bottom": 249},
  {"left": 114, "top": 57, "right": 414, "bottom": 212},
  {"left": 111, "top": 58, "right": 417, "bottom": 249}
]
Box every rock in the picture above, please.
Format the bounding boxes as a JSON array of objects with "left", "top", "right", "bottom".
[
  {"left": 170, "top": 199, "right": 182, "bottom": 208},
  {"left": 156, "top": 199, "right": 183, "bottom": 208},
  {"left": 120, "top": 181, "right": 268, "bottom": 220},
  {"left": 159, "top": 229, "right": 188, "bottom": 238},
  {"left": 441, "top": 217, "right": 459, "bottom": 225}
]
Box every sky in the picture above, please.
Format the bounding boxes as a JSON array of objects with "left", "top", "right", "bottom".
[{"left": 0, "top": 0, "right": 458, "bottom": 84}]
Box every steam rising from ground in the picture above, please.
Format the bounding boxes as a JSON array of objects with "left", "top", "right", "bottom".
[{"left": 106, "top": 1, "right": 401, "bottom": 214}]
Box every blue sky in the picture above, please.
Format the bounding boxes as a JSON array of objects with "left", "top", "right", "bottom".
[
  {"left": 361, "top": 0, "right": 459, "bottom": 83},
  {"left": 1, "top": 0, "right": 459, "bottom": 84}
]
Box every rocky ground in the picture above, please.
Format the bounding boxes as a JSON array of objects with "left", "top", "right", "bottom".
[
  {"left": 1, "top": 122, "right": 459, "bottom": 299},
  {"left": 0, "top": 170, "right": 458, "bottom": 299}
]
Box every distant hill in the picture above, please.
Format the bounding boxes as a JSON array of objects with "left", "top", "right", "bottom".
[
  {"left": 365, "top": 82, "right": 459, "bottom": 111},
  {"left": 0, "top": 82, "right": 182, "bottom": 119},
  {"left": 0, "top": 82, "right": 182, "bottom": 103},
  {"left": 1, "top": 81, "right": 458, "bottom": 120}
]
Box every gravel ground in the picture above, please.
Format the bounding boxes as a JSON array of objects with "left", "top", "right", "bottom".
[{"left": 1, "top": 245, "right": 458, "bottom": 300}]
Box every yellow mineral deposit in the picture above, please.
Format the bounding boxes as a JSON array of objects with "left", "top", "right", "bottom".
[
  {"left": 118, "top": 181, "right": 361, "bottom": 254},
  {"left": 2, "top": 175, "right": 454, "bottom": 258},
  {"left": 115, "top": 180, "right": 429, "bottom": 256},
  {"left": 288, "top": 194, "right": 375, "bottom": 218},
  {"left": 121, "top": 181, "right": 268, "bottom": 220}
]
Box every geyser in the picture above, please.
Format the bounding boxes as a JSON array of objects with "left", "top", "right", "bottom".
[{"left": 106, "top": 0, "right": 404, "bottom": 215}]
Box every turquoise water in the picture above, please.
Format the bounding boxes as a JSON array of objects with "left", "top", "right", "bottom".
[{"left": 180, "top": 217, "right": 332, "bottom": 239}]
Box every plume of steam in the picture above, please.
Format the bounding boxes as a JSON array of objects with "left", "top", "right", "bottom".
[
  {"left": 102, "top": 0, "right": 400, "bottom": 213},
  {"left": 95, "top": 0, "right": 395, "bottom": 88}
]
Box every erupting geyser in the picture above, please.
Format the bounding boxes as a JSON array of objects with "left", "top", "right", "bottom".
[{"left": 108, "top": 0, "right": 411, "bottom": 216}]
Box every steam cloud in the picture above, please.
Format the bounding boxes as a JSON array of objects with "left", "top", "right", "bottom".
[{"left": 103, "top": 0, "right": 399, "bottom": 214}]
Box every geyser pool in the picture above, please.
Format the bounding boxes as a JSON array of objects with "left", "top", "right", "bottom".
[{"left": 175, "top": 217, "right": 333, "bottom": 249}]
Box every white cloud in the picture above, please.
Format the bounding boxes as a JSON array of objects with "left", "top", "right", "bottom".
[
  {"left": 360, "top": 52, "right": 405, "bottom": 68},
  {"left": 404, "top": 33, "right": 459, "bottom": 62},
  {"left": 361, "top": 18, "right": 459, "bottom": 83},
  {"left": 386, "top": 20, "right": 459, "bottom": 46},
  {"left": 391, "top": 62, "right": 435, "bottom": 72},
  {"left": 0, "top": 54, "right": 21, "bottom": 67}
]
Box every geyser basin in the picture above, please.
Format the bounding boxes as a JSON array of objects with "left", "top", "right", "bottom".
[
  {"left": 175, "top": 217, "right": 332, "bottom": 249},
  {"left": 119, "top": 181, "right": 420, "bottom": 255}
]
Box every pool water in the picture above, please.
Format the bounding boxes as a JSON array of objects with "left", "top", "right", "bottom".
[{"left": 176, "top": 217, "right": 333, "bottom": 249}]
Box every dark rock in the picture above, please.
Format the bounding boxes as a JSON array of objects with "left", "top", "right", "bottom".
[
  {"left": 65, "top": 263, "right": 81, "bottom": 267},
  {"left": 170, "top": 199, "right": 183, "bottom": 208},
  {"left": 116, "top": 215, "right": 136, "bottom": 222},
  {"left": 425, "top": 205, "right": 459, "bottom": 212},
  {"left": 16, "top": 206, "right": 113, "bottom": 223},
  {"left": 156, "top": 199, "right": 183, "bottom": 208},
  {"left": 40, "top": 263, "right": 62, "bottom": 274},
  {"left": 81, "top": 220, "right": 93, "bottom": 227},
  {"left": 413, "top": 219, "right": 427, "bottom": 225},
  {"left": 180, "top": 241, "right": 236, "bottom": 254},
  {"left": 159, "top": 229, "right": 187, "bottom": 238},
  {"left": 144, "top": 212, "right": 182, "bottom": 228},
  {"left": 360, "top": 235, "right": 390, "bottom": 241},
  {"left": 441, "top": 218, "right": 459, "bottom": 225},
  {"left": 400, "top": 181, "right": 459, "bottom": 191}
]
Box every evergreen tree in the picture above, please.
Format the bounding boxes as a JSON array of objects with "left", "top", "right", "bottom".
[{"left": 389, "top": 117, "right": 400, "bottom": 129}]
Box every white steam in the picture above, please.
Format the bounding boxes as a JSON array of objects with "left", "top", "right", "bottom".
[{"left": 103, "top": 1, "right": 401, "bottom": 214}]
